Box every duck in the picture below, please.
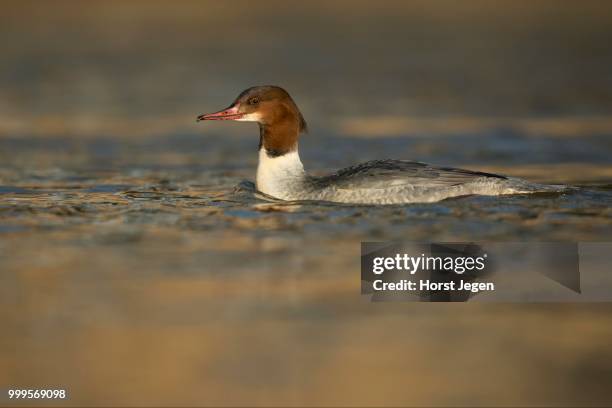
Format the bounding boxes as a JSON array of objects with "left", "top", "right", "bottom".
[{"left": 197, "top": 86, "right": 561, "bottom": 204}]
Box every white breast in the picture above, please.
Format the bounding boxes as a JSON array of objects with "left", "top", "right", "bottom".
[{"left": 256, "top": 149, "right": 305, "bottom": 200}]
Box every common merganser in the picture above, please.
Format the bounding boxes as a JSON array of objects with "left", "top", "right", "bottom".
[{"left": 197, "top": 86, "right": 562, "bottom": 204}]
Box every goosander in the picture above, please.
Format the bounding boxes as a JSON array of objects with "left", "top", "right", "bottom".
[{"left": 197, "top": 86, "right": 561, "bottom": 205}]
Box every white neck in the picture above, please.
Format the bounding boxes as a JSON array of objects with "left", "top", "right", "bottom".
[{"left": 256, "top": 149, "right": 305, "bottom": 200}]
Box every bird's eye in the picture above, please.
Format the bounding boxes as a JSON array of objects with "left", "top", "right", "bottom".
[{"left": 249, "top": 97, "right": 260, "bottom": 105}]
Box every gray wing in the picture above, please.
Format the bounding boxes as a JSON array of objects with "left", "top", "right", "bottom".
[{"left": 310, "top": 160, "right": 507, "bottom": 190}]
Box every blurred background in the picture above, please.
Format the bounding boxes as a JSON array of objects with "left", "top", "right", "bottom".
[{"left": 1, "top": 1, "right": 611, "bottom": 406}]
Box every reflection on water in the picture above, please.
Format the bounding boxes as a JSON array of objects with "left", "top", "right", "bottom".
[
  {"left": 1, "top": 1, "right": 612, "bottom": 406},
  {"left": 1, "top": 130, "right": 611, "bottom": 406}
]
